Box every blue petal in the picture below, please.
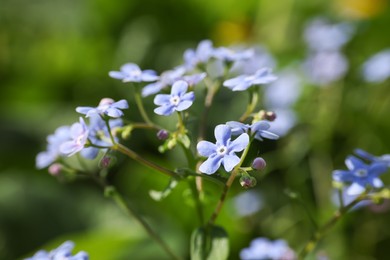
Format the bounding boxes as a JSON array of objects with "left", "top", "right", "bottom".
[
  {"left": 108, "top": 71, "right": 125, "bottom": 80},
  {"left": 214, "top": 125, "right": 231, "bottom": 146},
  {"left": 76, "top": 106, "right": 94, "bottom": 115},
  {"left": 176, "top": 100, "right": 193, "bottom": 111},
  {"left": 223, "top": 154, "right": 240, "bottom": 172},
  {"left": 372, "top": 177, "right": 384, "bottom": 188},
  {"left": 258, "top": 130, "right": 279, "bottom": 140},
  {"left": 199, "top": 155, "right": 223, "bottom": 175},
  {"left": 142, "top": 82, "right": 164, "bottom": 97},
  {"left": 106, "top": 108, "right": 123, "bottom": 118},
  {"left": 80, "top": 147, "right": 99, "bottom": 159},
  {"left": 154, "top": 94, "right": 171, "bottom": 106},
  {"left": 154, "top": 105, "right": 175, "bottom": 116},
  {"left": 112, "top": 99, "right": 129, "bottom": 109},
  {"left": 347, "top": 182, "right": 366, "bottom": 195},
  {"left": 121, "top": 63, "right": 140, "bottom": 73},
  {"left": 36, "top": 151, "right": 55, "bottom": 169},
  {"left": 369, "top": 162, "right": 388, "bottom": 177},
  {"left": 229, "top": 133, "right": 249, "bottom": 153},
  {"left": 171, "top": 80, "right": 188, "bottom": 96},
  {"left": 345, "top": 156, "right": 366, "bottom": 170},
  {"left": 223, "top": 76, "right": 245, "bottom": 88},
  {"left": 232, "top": 82, "right": 251, "bottom": 91},
  {"left": 197, "top": 141, "right": 217, "bottom": 157},
  {"left": 332, "top": 170, "right": 354, "bottom": 182},
  {"left": 181, "top": 91, "right": 195, "bottom": 101},
  {"left": 141, "top": 70, "right": 159, "bottom": 81}
]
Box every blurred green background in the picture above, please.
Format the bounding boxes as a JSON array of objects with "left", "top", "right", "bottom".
[{"left": 1, "top": 0, "right": 390, "bottom": 259}]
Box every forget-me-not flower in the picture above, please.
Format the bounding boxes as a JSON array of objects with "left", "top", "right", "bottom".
[
  {"left": 213, "top": 47, "right": 254, "bottom": 63},
  {"left": 153, "top": 80, "right": 195, "bottom": 116},
  {"left": 333, "top": 155, "right": 388, "bottom": 195},
  {"left": 25, "top": 240, "right": 89, "bottom": 260},
  {"left": 36, "top": 126, "right": 71, "bottom": 169},
  {"left": 183, "top": 40, "right": 215, "bottom": 70},
  {"left": 240, "top": 237, "right": 296, "bottom": 260},
  {"left": 109, "top": 63, "right": 159, "bottom": 83},
  {"left": 223, "top": 68, "right": 277, "bottom": 91},
  {"left": 226, "top": 121, "right": 279, "bottom": 141},
  {"left": 197, "top": 124, "right": 249, "bottom": 174},
  {"left": 60, "top": 118, "right": 89, "bottom": 157},
  {"left": 76, "top": 98, "right": 128, "bottom": 118}
]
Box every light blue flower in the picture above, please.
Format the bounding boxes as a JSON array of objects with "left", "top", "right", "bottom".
[
  {"left": 109, "top": 63, "right": 159, "bottom": 83},
  {"left": 240, "top": 237, "right": 296, "bottom": 260},
  {"left": 36, "top": 126, "right": 71, "bottom": 169},
  {"left": 183, "top": 40, "right": 215, "bottom": 70},
  {"left": 25, "top": 240, "right": 89, "bottom": 260},
  {"left": 197, "top": 124, "right": 249, "bottom": 174},
  {"left": 60, "top": 118, "right": 89, "bottom": 157},
  {"left": 223, "top": 68, "right": 277, "bottom": 91},
  {"left": 142, "top": 67, "right": 205, "bottom": 97},
  {"left": 153, "top": 80, "right": 195, "bottom": 116},
  {"left": 76, "top": 98, "right": 128, "bottom": 118},
  {"left": 213, "top": 47, "right": 254, "bottom": 62},
  {"left": 80, "top": 114, "right": 123, "bottom": 159},
  {"left": 333, "top": 155, "right": 388, "bottom": 195},
  {"left": 226, "top": 121, "right": 279, "bottom": 141}
]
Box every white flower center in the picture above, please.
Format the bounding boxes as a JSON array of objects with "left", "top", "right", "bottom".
[
  {"left": 355, "top": 169, "right": 368, "bottom": 177},
  {"left": 217, "top": 145, "right": 228, "bottom": 156},
  {"left": 170, "top": 95, "right": 181, "bottom": 106}
]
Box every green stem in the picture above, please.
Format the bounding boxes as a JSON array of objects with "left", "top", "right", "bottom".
[
  {"left": 134, "top": 90, "right": 155, "bottom": 126},
  {"left": 239, "top": 90, "right": 259, "bottom": 122},
  {"left": 298, "top": 193, "right": 367, "bottom": 259},
  {"left": 105, "top": 186, "right": 183, "bottom": 260},
  {"left": 113, "top": 143, "right": 179, "bottom": 178},
  {"left": 207, "top": 142, "right": 252, "bottom": 226}
]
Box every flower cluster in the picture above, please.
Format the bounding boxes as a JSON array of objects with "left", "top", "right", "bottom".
[{"left": 25, "top": 241, "right": 88, "bottom": 260}]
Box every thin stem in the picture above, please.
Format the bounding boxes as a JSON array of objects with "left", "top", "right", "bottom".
[
  {"left": 207, "top": 142, "right": 252, "bottom": 226},
  {"left": 239, "top": 90, "right": 259, "bottom": 122},
  {"left": 113, "top": 143, "right": 179, "bottom": 178},
  {"left": 134, "top": 90, "right": 155, "bottom": 126},
  {"left": 105, "top": 186, "right": 183, "bottom": 260},
  {"left": 298, "top": 193, "right": 367, "bottom": 259}
]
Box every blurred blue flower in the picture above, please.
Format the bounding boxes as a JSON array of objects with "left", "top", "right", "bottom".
[
  {"left": 25, "top": 241, "right": 88, "bottom": 260},
  {"left": 183, "top": 40, "right": 215, "bottom": 70},
  {"left": 303, "top": 51, "right": 348, "bottom": 86},
  {"left": 361, "top": 49, "right": 390, "bottom": 83},
  {"left": 230, "top": 46, "right": 276, "bottom": 75},
  {"left": 142, "top": 67, "right": 205, "bottom": 97},
  {"left": 226, "top": 121, "right": 279, "bottom": 141},
  {"left": 36, "top": 126, "right": 71, "bottom": 169},
  {"left": 233, "top": 190, "right": 263, "bottom": 217},
  {"left": 109, "top": 63, "right": 159, "bottom": 83},
  {"left": 223, "top": 68, "right": 277, "bottom": 91},
  {"left": 213, "top": 47, "right": 254, "bottom": 63},
  {"left": 333, "top": 155, "right": 388, "bottom": 195},
  {"left": 197, "top": 124, "right": 249, "bottom": 174},
  {"left": 153, "top": 80, "right": 195, "bottom": 116},
  {"left": 240, "top": 237, "right": 296, "bottom": 260},
  {"left": 60, "top": 118, "right": 89, "bottom": 157},
  {"left": 304, "top": 17, "right": 354, "bottom": 52},
  {"left": 76, "top": 98, "right": 128, "bottom": 118}
]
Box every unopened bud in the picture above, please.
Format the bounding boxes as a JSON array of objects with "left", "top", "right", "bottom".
[
  {"left": 252, "top": 157, "right": 266, "bottom": 171},
  {"left": 99, "top": 98, "right": 115, "bottom": 106},
  {"left": 157, "top": 129, "right": 169, "bottom": 140},
  {"left": 48, "top": 163, "right": 62, "bottom": 176},
  {"left": 240, "top": 176, "right": 257, "bottom": 188},
  {"left": 99, "top": 155, "right": 115, "bottom": 169},
  {"left": 257, "top": 110, "right": 277, "bottom": 122}
]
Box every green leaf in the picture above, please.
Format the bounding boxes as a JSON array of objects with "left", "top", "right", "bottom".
[
  {"left": 149, "top": 178, "right": 178, "bottom": 201},
  {"left": 190, "top": 225, "right": 229, "bottom": 260}
]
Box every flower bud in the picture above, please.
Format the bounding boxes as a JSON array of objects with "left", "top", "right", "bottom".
[
  {"left": 256, "top": 110, "right": 277, "bottom": 122},
  {"left": 240, "top": 176, "right": 257, "bottom": 188},
  {"left": 99, "top": 155, "right": 116, "bottom": 169},
  {"left": 252, "top": 157, "right": 266, "bottom": 170},
  {"left": 48, "top": 163, "right": 62, "bottom": 176},
  {"left": 157, "top": 129, "right": 169, "bottom": 140}
]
